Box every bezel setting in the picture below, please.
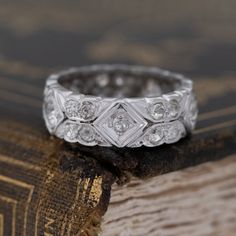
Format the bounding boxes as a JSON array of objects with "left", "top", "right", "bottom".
[
  {"left": 64, "top": 97, "right": 99, "bottom": 122},
  {"left": 94, "top": 102, "right": 147, "bottom": 147},
  {"left": 43, "top": 88, "right": 64, "bottom": 133}
]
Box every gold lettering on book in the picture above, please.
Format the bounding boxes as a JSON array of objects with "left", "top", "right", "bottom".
[
  {"left": 44, "top": 216, "right": 55, "bottom": 236},
  {"left": 89, "top": 176, "right": 103, "bottom": 207}
]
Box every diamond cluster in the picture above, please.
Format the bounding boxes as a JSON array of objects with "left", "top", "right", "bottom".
[
  {"left": 147, "top": 97, "right": 181, "bottom": 122},
  {"left": 44, "top": 91, "right": 189, "bottom": 147},
  {"left": 43, "top": 88, "right": 195, "bottom": 147},
  {"left": 143, "top": 120, "right": 186, "bottom": 147},
  {"left": 60, "top": 121, "right": 99, "bottom": 146},
  {"left": 64, "top": 98, "right": 98, "bottom": 121},
  {"left": 43, "top": 66, "right": 197, "bottom": 147},
  {"left": 56, "top": 97, "right": 103, "bottom": 145}
]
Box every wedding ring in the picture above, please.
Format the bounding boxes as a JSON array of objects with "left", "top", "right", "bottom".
[{"left": 43, "top": 65, "right": 198, "bottom": 147}]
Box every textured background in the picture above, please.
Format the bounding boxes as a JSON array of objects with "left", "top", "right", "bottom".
[{"left": 0, "top": 1, "right": 236, "bottom": 235}]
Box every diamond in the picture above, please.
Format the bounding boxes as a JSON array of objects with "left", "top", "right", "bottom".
[
  {"left": 65, "top": 99, "right": 81, "bottom": 118},
  {"left": 43, "top": 89, "right": 64, "bottom": 133},
  {"left": 79, "top": 125, "right": 96, "bottom": 143},
  {"left": 143, "top": 124, "right": 164, "bottom": 147},
  {"left": 148, "top": 102, "right": 165, "bottom": 120},
  {"left": 165, "top": 126, "right": 179, "bottom": 141},
  {"left": 148, "top": 128, "right": 163, "bottom": 144},
  {"left": 108, "top": 108, "right": 134, "bottom": 136},
  {"left": 164, "top": 121, "right": 186, "bottom": 144},
  {"left": 79, "top": 101, "right": 96, "bottom": 120},
  {"left": 94, "top": 102, "right": 147, "bottom": 147},
  {"left": 64, "top": 122, "right": 80, "bottom": 142},
  {"left": 168, "top": 99, "right": 180, "bottom": 118}
]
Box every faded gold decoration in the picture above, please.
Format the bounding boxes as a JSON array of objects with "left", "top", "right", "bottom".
[
  {"left": 0, "top": 196, "right": 17, "bottom": 236},
  {"left": 0, "top": 175, "right": 34, "bottom": 236},
  {"left": 89, "top": 176, "right": 103, "bottom": 208},
  {"left": 0, "top": 214, "right": 4, "bottom": 236}
]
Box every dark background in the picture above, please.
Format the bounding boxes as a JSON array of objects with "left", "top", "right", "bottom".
[{"left": 1, "top": 0, "right": 236, "bottom": 72}]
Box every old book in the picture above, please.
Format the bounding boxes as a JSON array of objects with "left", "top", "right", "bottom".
[{"left": 0, "top": 1, "right": 236, "bottom": 235}]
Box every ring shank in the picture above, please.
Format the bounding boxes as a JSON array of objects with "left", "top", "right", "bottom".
[{"left": 57, "top": 65, "right": 191, "bottom": 98}]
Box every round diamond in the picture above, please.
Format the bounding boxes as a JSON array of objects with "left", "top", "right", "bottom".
[
  {"left": 147, "top": 127, "right": 163, "bottom": 144},
  {"left": 109, "top": 108, "right": 134, "bottom": 136},
  {"left": 164, "top": 121, "right": 186, "bottom": 143},
  {"left": 79, "top": 101, "right": 97, "bottom": 120},
  {"left": 169, "top": 100, "right": 180, "bottom": 118},
  {"left": 113, "top": 120, "right": 129, "bottom": 134},
  {"left": 64, "top": 123, "right": 80, "bottom": 141},
  {"left": 165, "top": 126, "right": 179, "bottom": 141},
  {"left": 149, "top": 102, "right": 165, "bottom": 120},
  {"left": 113, "top": 112, "right": 131, "bottom": 135},
  {"left": 79, "top": 125, "right": 96, "bottom": 143},
  {"left": 65, "top": 99, "right": 80, "bottom": 118}
]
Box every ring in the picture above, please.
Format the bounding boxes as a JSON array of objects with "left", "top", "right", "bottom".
[{"left": 43, "top": 65, "right": 198, "bottom": 147}]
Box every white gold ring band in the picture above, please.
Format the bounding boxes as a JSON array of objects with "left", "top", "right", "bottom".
[{"left": 43, "top": 65, "right": 198, "bottom": 148}]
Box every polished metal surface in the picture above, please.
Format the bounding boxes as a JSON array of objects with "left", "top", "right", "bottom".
[{"left": 43, "top": 65, "right": 198, "bottom": 147}]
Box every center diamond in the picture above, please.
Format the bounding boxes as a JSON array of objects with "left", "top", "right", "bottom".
[
  {"left": 94, "top": 102, "right": 147, "bottom": 147},
  {"left": 108, "top": 107, "right": 134, "bottom": 136}
]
